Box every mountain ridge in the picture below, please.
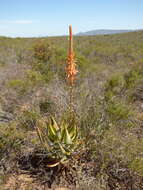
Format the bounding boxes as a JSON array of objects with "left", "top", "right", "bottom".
[{"left": 76, "top": 29, "right": 134, "bottom": 36}]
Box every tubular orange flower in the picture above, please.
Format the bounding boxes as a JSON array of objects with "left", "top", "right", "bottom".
[{"left": 66, "top": 25, "right": 78, "bottom": 86}]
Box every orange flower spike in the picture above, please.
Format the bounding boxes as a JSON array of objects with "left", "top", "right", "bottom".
[
  {"left": 66, "top": 25, "right": 78, "bottom": 86},
  {"left": 69, "top": 25, "right": 73, "bottom": 55}
]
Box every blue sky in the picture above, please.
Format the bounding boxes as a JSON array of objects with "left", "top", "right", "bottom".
[{"left": 0, "top": 0, "right": 143, "bottom": 37}]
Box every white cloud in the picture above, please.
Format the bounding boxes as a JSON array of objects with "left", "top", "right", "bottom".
[{"left": 0, "top": 20, "right": 39, "bottom": 24}]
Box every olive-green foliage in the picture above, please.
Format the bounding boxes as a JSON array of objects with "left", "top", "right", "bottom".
[
  {"left": 19, "top": 109, "right": 40, "bottom": 130},
  {"left": 105, "top": 74, "right": 125, "bottom": 101},
  {"left": 0, "top": 60, "right": 6, "bottom": 67},
  {"left": 39, "top": 100, "right": 55, "bottom": 114},
  {"left": 32, "top": 40, "right": 54, "bottom": 83},
  {"left": 91, "top": 127, "right": 143, "bottom": 176},
  {"left": 32, "top": 62, "right": 53, "bottom": 82},
  {"left": 7, "top": 79, "right": 27, "bottom": 95},
  {"left": 33, "top": 40, "right": 52, "bottom": 62},
  {"left": 106, "top": 100, "right": 132, "bottom": 121},
  {"left": 124, "top": 69, "right": 142, "bottom": 89},
  {"left": 131, "top": 78, "right": 143, "bottom": 102},
  {"left": 129, "top": 158, "right": 143, "bottom": 176},
  {"left": 7, "top": 70, "right": 42, "bottom": 95},
  {"left": 105, "top": 62, "right": 143, "bottom": 103},
  {"left": 0, "top": 122, "right": 25, "bottom": 157}
]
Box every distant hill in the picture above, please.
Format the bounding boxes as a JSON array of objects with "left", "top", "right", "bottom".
[{"left": 76, "top": 29, "right": 134, "bottom": 36}]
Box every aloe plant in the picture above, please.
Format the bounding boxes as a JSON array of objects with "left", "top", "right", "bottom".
[
  {"left": 36, "top": 26, "right": 79, "bottom": 167},
  {"left": 36, "top": 116, "right": 78, "bottom": 166}
]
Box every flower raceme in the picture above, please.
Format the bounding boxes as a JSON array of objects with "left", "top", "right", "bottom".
[{"left": 66, "top": 25, "right": 78, "bottom": 86}]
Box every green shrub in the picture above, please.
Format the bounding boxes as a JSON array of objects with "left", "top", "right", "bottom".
[
  {"left": 106, "top": 100, "right": 132, "bottom": 122},
  {"left": 106, "top": 74, "right": 124, "bottom": 89},
  {"left": 39, "top": 100, "right": 56, "bottom": 114},
  {"left": 0, "top": 122, "right": 25, "bottom": 157},
  {"left": 129, "top": 158, "right": 143, "bottom": 176},
  {"left": 130, "top": 78, "right": 143, "bottom": 101},
  {"left": 124, "top": 70, "right": 142, "bottom": 89},
  {"left": 32, "top": 62, "right": 54, "bottom": 83},
  {"left": 18, "top": 109, "right": 40, "bottom": 130},
  {"left": 31, "top": 40, "right": 55, "bottom": 83},
  {"left": 90, "top": 127, "right": 143, "bottom": 176},
  {"left": 105, "top": 74, "right": 125, "bottom": 101},
  {"left": 7, "top": 71, "right": 43, "bottom": 95},
  {"left": 7, "top": 79, "right": 28, "bottom": 95},
  {"left": 26, "top": 70, "right": 43, "bottom": 85},
  {"left": 33, "top": 40, "right": 52, "bottom": 62},
  {"left": 0, "top": 61, "right": 6, "bottom": 67}
]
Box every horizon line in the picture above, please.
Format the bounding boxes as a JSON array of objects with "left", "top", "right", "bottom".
[{"left": 0, "top": 28, "right": 142, "bottom": 38}]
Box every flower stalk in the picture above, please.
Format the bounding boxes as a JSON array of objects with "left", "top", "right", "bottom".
[{"left": 66, "top": 25, "right": 78, "bottom": 115}]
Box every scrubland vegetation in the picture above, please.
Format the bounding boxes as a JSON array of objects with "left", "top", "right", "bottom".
[{"left": 0, "top": 31, "right": 143, "bottom": 189}]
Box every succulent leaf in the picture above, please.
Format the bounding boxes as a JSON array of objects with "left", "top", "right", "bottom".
[
  {"left": 69, "top": 124, "right": 77, "bottom": 141},
  {"left": 58, "top": 143, "right": 71, "bottom": 156},
  {"left": 51, "top": 117, "right": 59, "bottom": 130},
  {"left": 48, "top": 123, "right": 58, "bottom": 142},
  {"left": 63, "top": 125, "right": 73, "bottom": 144}
]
